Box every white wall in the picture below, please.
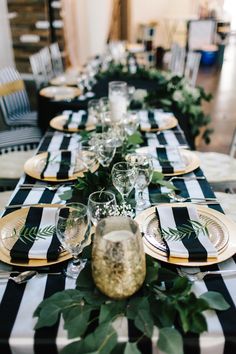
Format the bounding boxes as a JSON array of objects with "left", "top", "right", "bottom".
[
  {"left": 130, "top": 0, "right": 199, "bottom": 48},
  {"left": 0, "top": 0, "right": 14, "bottom": 69},
  {"left": 76, "top": 0, "right": 112, "bottom": 65}
]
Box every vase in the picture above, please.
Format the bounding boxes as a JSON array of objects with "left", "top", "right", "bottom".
[{"left": 92, "top": 216, "right": 146, "bottom": 299}]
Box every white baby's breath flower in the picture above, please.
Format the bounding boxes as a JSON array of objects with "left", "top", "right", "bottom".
[
  {"left": 172, "top": 90, "right": 184, "bottom": 102},
  {"left": 133, "top": 89, "right": 148, "bottom": 102}
]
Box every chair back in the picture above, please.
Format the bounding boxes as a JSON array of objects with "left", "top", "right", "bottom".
[
  {"left": 168, "top": 43, "right": 186, "bottom": 76},
  {"left": 40, "top": 47, "right": 54, "bottom": 82},
  {"left": 29, "top": 52, "right": 45, "bottom": 90},
  {"left": 50, "top": 42, "right": 64, "bottom": 76},
  {"left": 184, "top": 51, "right": 201, "bottom": 87},
  {"left": 0, "top": 67, "right": 31, "bottom": 126}
]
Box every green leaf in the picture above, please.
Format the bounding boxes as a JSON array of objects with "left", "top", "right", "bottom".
[
  {"left": 127, "top": 297, "right": 149, "bottom": 320},
  {"left": 76, "top": 262, "right": 94, "bottom": 290},
  {"left": 34, "top": 302, "right": 61, "bottom": 329},
  {"left": 59, "top": 189, "right": 73, "bottom": 201},
  {"left": 151, "top": 171, "right": 164, "bottom": 183},
  {"left": 190, "top": 312, "right": 207, "bottom": 333},
  {"left": 157, "top": 327, "right": 183, "bottom": 354},
  {"left": 99, "top": 301, "right": 127, "bottom": 324},
  {"left": 124, "top": 342, "right": 141, "bottom": 354},
  {"left": 63, "top": 305, "right": 92, "bottom": 338},
  {"left": 157, "top": 180, "right": 178, "bottom": 190},
  {"left": 200, "top": 291, "right": 230, "bottom": 311},
  {"left": 169, "top": 276, "right": 191, "bottom": 296},
  {"left": 127, "top": 131, "right": 143, "bottom": 145},
  {"left": 134, "top": 308, "right": 154, "bottom": 338},
  {"left": 60, "top": 340, "right": 81, "bottom": 354},
  {"left": 69, "top": 322, "right": 117, "bottom": 354}
]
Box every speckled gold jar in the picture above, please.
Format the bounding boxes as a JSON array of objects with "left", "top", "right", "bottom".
[{"left": 92, "top": 216, "right": 146, "bottom": 299}]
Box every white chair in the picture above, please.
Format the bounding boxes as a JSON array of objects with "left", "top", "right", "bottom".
[
  {"left": 50, "top": 42, "right": 64, "bottom": 76},
  {"left": 168, "top": 43, "right": 186, "bottom": 76},
  {"left": 30, "top": 52, "right": 46, "bottom": 90},
  {"left": 0, "top": 190, "right": 12, "bottom": 210},
  {"left": 184, "top": 51, "right": 201, "bottom": 87},
  {"left": 0, "top": 67, "right": 38, "bottom": 127},
  {"left": 40, "top": 47, "right": 54, "bottom": 82},
  {"left": 196, "top": 129, "right": 236, "bottom": 191},
  {"left": 215, "top": 192, "right": 236, "bottom": 223}
]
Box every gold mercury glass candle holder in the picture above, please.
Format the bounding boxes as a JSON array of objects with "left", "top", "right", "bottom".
[{"left": 92, "top": 216, "right": 146, "bottom": 299}]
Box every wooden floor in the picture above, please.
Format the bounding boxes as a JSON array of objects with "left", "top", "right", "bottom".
[{"left": 197, "top": 35, "right": 236, "bottom": 154}]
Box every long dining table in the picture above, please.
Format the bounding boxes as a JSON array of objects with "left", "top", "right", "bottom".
[{"left": 0, "top": 120, "right": 236, "bottom": 354}]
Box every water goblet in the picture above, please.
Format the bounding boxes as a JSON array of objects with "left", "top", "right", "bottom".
[
  {"left": 88, "top": 191, "right": 117, "bottom": 226},
  {"left": 55, "top": 203, "right": 91, "bottom": 279},
  {"left": 88, "top": 99, "right": 101, "bottom": 125},
  {"left": 78, "top": 141, "right": 97, "bottom": 171},
  {"left": 95, "top": 135, "right": 117, "bottom": 167},
  {"left": 123, "top": 111, "right": 139, "bottom": 136},
  {"left": 111, "top": 161, "right": 137, "bottom": 206},
  {"left": 126, "top": 153, "right": 154, "bottom": 210}
]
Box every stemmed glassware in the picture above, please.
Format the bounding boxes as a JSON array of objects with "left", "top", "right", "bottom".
[
  {"left": 126, "top": 153, "right": 154, "bottom": 210},
  {"left": 111, "top": 162, "right": 137, "bottom": 206},
  {"left": 88, "top": 191, "right": 117, "bottom": 226},
  {"left": 55, "top": 203, "right": 91, "bottom": 279}
]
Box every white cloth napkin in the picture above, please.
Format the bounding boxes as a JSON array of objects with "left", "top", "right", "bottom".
[
  {"left": 154, "top": 205, "right": 218, "bottom": 261},
  {"left": 41, "top": 150, "right": 76, "bottom": 179}
]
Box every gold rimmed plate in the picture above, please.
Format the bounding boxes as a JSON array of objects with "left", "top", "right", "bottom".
[
  {"left": 136, "top": 148, "right": 200, "bottom": 176},
  {"left": 50, "top": 114, "right": 96, "bottom": 132},
  {"left": 50, "top": 74, "right": 78, "bottom": 86},
  {"left": 0, "top": 204, "right": 71, "bottom": 267},
  {"left": 24, "top": 150, "right": 99, "bottom": 182},
  {"left": 39, "top": 86, "right": 80, "bottom": 100},
  {"left": 135, "top": 204, "right": 236, "bottom": 266},
  {"left": 140, "top": 114, "right": 178, "bottom": 132}
]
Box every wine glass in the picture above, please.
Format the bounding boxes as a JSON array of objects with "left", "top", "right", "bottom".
[
  {"left": 95, "top": 135, "right": 116, "bottom": 167},
  {"left": 55, "top": 203, "right": 91, "bottom": 279},
  {"left": 123, "top": 111, "right": 139, "bottom": 136},
  {"left": 88, "top": 191, "right": 117, "bottom": 226},
  {"left": 111, "top": 162, "right": 137, "bottom": 206},
  {"left": 126, "top": 153, "right": 154, "bottom": 210}
]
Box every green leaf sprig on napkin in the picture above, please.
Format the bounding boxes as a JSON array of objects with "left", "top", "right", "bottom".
[{"left": 34, "top": 244, "right": 230, "bottom": 354}]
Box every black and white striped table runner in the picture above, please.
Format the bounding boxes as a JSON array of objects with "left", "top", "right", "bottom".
[{"left": 0, "top": 128, "right": 236, "bottom": 354}]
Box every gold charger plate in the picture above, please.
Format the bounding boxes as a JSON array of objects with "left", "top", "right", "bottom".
[
  {"left": 39, "top": 86, "right": 80, "bottom": 100},
  {"left": 50, "top": 115, "right": 95, "bottom": 132},
  {"left": 135, "top": 204, "right": 236, "bottom": 266},
  {"left": 0, "top": 204, "right": 71, "bottom": 267},
  {"left": 24, "top": 150, "right": 99, "bottom": 182},
  {"left": 140, "top": 115, "right": 178, "bottom": 132},
  {"left": 136, "top": 148, "right": 200, "bottom": 176},
  {"left": 50, "top": 75, "right": 78, "bottom": 86}
]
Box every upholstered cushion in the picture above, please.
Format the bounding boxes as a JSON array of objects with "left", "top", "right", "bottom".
[
  {"left": 215, "top": 192, "right": 236, "bottom": 223},
  {"left": 0, "top": 149, "right": 36, "bottom": 178},
  {"left": 0, "top": 191, "right": 12, "bottom": 210},
  {"left": 196, "top": 152, "right": 236, "bottom": 183}
]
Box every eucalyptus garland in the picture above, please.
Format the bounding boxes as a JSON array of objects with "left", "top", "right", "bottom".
[
  {"left": 96, "top": 62, "right": 213, "bottom": 145},
  {"left": 34, "top": 243, "right": 229, "bottom": 354}
]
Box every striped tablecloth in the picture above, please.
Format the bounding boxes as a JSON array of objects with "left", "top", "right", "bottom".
[{"left": 0, "top": 127, "right": 236, "bottom": 354}]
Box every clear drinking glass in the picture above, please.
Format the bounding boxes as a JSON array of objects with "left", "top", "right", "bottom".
[
  {"left": 123, "top": 111, "right": 139, "bottom": 136},
  {"left": 111, "top": 161, "right": 137, "bottom": 205},
  {"left": 92, "top": 216, "right": 146, "bottom": 299},
  {"left": 55, "top": 203, "right": 91, "bottom": 279},
  {"left": 108, "top": 81, "right": 128, "bottom": 122},
  {"left": 126, "top": 153, "right": 154, "bottom": 210},
  {"left": 88, "top": 99, "right": 101, "bottom": 125},
  {"left": 88, "top": 191, "right": 117, "bottom": 226},
  {"left": 78, "top": 141, "right": 97, "bottom": 171},
  {"left": 95, "top": 135, "right": 116, "bottom": 167}
]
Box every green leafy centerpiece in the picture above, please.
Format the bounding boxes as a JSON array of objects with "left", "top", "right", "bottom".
[
  {"left": 96, "top": 62, "right": 213, "bottom": 147},
  {"left": 34, "top": 243, "right": 229, "bottom": 354}
]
